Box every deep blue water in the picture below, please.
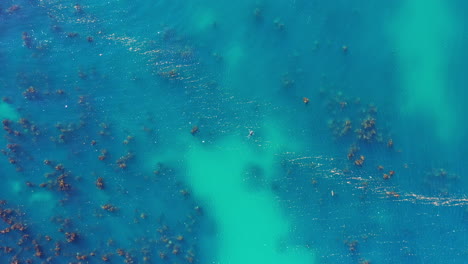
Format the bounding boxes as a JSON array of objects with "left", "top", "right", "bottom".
[{"left": 1, "top": 0, "right": 467, "bottom": 263}]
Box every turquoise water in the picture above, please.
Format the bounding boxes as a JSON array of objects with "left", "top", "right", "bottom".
[{"left": 1, "top": 0, "right": 467, "bottom": 263}]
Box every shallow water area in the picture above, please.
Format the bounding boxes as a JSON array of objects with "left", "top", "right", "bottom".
[{"left": 1, "top": 0, "right": 467, "bottom": 263}]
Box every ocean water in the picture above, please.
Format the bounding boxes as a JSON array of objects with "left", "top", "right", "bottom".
[{"left": 1, "top": 0, "right": 467, "bottom": 263}]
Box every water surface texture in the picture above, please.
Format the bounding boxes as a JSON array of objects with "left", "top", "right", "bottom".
[{"left": 1, "top": 1, "right": 468, "bottom": 263}]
